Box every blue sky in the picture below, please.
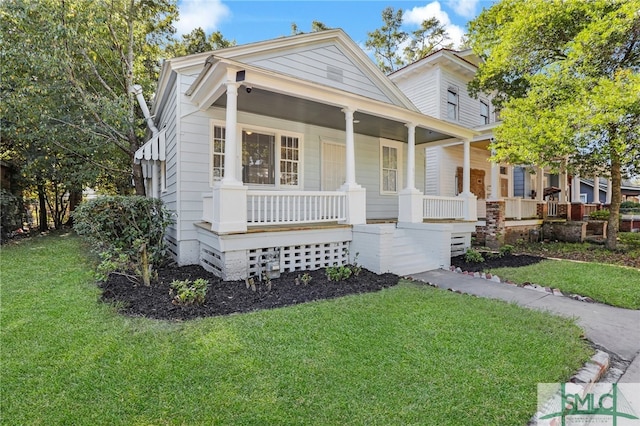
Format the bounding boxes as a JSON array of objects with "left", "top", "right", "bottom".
[{"left": 176, "top": 0, "right": 495, "bottom": 49}]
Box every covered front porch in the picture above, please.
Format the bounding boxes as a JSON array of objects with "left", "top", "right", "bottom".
[
  {"left": 185, "top": 57, "right": 478, "bottom": 278},
  {"left": 189, "top": 58, "right": 479, "bottom": 235}
]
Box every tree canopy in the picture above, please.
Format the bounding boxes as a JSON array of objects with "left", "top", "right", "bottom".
[
  {"left": 365, "top": 7, "right": 453, "bottom": 74},
  {"left": 467, "top": 0, "right": 640, "bottom": 248}
]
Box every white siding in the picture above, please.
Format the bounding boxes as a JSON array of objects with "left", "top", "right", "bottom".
[
  {"left": 424, "top": 144, "right": 492, "bottom": 197},
  {"left": 247, "top": 43, "right": 394, "bottom": 104},
  {"left": 392, "top": 68, "right": 439, "bottom": 117}
]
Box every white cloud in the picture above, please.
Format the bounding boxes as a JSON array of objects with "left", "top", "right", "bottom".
[
  {"left": 446, "top": 0, "right": 479, "bottom": 19},
  {"left": 403, "top": 1, "right": 466, "bottom": 49},
  {"left": 175, "top": 0, "right": 230, "bottom": 36}
]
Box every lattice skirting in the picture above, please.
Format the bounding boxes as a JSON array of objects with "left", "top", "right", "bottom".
[
  {"left": 165, "top": 234, "right": 178, "bottom": 259},
  {"left": 200, "top": 241, "right": 350, "bottom": 280},
  {"left": 201, "top": 245, "right": 223, "bottom": 276}
]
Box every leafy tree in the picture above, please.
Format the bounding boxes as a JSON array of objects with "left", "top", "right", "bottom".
[
  {"left": 404, "top": 17, "right": 452, "bottom": 64},
  {"left": 165, "top": 27, "right": 236, "bottom": 57},
  {"left": 291, "top": 20, "right": 331, "bottom": 35},
  {"left": 1, "top": 0, "right": 179, "bottom": 197},
  {"left": 365, "top": 7, "right": 407, "bottom": 74},
  {"left": 467, "top": 0, "right": 640, "bottom": 249},
  {"left": 366, "top": 7, "right": 453, "bottom": 74}
]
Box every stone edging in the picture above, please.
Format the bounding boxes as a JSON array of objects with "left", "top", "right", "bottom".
[{"left": 448, "top": 265, "right": 596, "bottom": 303}]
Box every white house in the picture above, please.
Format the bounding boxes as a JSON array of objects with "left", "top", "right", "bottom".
[{"left": 135, "top": 29, "right": 484, "bottom": 279}]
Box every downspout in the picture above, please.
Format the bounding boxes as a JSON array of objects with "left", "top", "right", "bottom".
[{"left": 130, "top": 84, "right": 159, "bottom": 198}]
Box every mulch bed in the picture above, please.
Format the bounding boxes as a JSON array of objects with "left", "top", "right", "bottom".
[
  {"left": 100, "top": 265, "right": 399, "bottom": 320},
  {"left": 450, "top": 252, "right": 546, "bottom": 272}
]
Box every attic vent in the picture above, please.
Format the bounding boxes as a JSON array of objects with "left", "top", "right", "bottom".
[{"left": 327, "top": 66, "right": 343, "bottom": 83}]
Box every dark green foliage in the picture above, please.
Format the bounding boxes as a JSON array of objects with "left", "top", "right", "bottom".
[
  {"left": 621, "top": 201, "right": 640, "bottom": 213},
  {"left": 464, "top": 248, "right": 485, "bottom": 263},
  {"left": 73, "top": 196, "right": 173, "bottom": 285},
  {"left": 0, "top": 190, "right": 23, "bottom": 241},
  {"left": 619, "top": 232, "right": 640, "bottom": 248},
  {"left": 326, "top": 264, "right": 353, "bottom": 281},
  {"left": 589, "top": 209, "right": 610, "bottom": 220}
]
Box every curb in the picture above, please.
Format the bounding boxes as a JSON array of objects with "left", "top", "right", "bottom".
[{"left": 448, "top": 266, "right": 596, "bottom": 304}]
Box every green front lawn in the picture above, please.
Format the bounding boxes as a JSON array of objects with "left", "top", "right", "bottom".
[
  {"left": 490, "top": 260, "right": 640, "bottom": 310},
  {"left": 1, "top": 234, "right": 592, "bottom": 425}
]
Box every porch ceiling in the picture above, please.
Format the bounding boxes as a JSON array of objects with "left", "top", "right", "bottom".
[{"left": 213, "top": 87, "right": 454, "bottom": 144}]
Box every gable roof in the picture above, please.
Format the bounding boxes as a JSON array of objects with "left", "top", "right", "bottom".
[
  {"left": 389, "top": 48, "right": 479, "bottom": 82},
  {"left": 153, "top": 29, "right": 417, "bottom": 114}
]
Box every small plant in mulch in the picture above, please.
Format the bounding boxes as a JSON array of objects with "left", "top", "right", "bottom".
[
  {"left": 170, "top": 278, "right": 209, "bottom": 306},
  {"left": 464, "top": 248, "right": 485, "bottom": 263},
  {"left": 295, "top": 272, "right": 313, "bottom": 285}
]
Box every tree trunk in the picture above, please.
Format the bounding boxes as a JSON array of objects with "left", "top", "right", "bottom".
[
  {"left": 606, "top": 153, "right": 622, "bottom": 250},
  {"left": 37, "top": 183, "right": 48, "bottom": 232},
  {"left": 65, "top": 189, "right": 83, "bottom": 226},
  {"left": 132, "top": 161, "right": 145, "bottom": 196}
]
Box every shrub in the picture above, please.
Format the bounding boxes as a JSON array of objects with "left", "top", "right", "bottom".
[
  {"left": 619, "top": 232, "right": 640, "bottom": 248},
  {"left": 326, "top": 264, "right": 353, "bottom": 281},
  {"left": 499, "top": 244, "right": 514, "bottom": 257},
  {"left": 464, "top": 248, "right": 485, "bottom": 263},
  {"left": 0, "top": 190, "right": 22, "bottom": 241},
  {"left": 170, "top": 278, "right": 208, "bottom": 306},
  {"left": 621, "top": 201, "right": 640, "bottom": 213},
  {"left": 589, "top": 209, "right": 610, "bottom": 220},
  {"left": 73, "top": 196, "right": 173, "bottom": 285}
]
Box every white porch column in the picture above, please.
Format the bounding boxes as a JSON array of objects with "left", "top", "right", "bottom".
[
  {"left": 572, "top": 174, "right": 581, "bottom": 203},
  {"left": 399, "top": 123, "right": 422, "bottom": 223},
  {"left": 507, "top": 166, "right": 514, "bottom": 198},
  {"left": 340, "top": 107, "right": 366, "bottom": 224},
  {"left": 342, "top": 108, "right": 357, "bottom": 189},
  {"left": 559, "top": 169, "right": 568, "bottom": 203},
  {"left": 458, "top": 139, "right": 477, "bottom": 221},
  {"left": 490, "top": 150, "right": 500, "bottom": 200},
  {"left": 593, "top": 176, "right": 601, "bottom": 204},
  {"left": 606, "top": 179, "right": 612, "bottom": 204},
  {"left": 462, "top": 139, "right": 471, "bottom": 195},
  {"left": 212, "top": 78, "right": 247, "bottom": 234},
  {"left": 222, "top": 81, "right": 241, "bottom": 185},
  {"left": 536, "top": 167, "right": 544, "bottom": 201}
]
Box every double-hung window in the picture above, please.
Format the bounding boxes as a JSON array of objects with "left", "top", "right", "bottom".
[
  {"left": 211, "top": 125, "right": 225, "bottom": 183},
  {"left": 480, "top": 100, "right": 490, "bottom": 125},
  {"left": 210, "top": 121, "right": 301, "bottom": 188},
  {"left": 447, "top": 87, "right": 459, "bottom": 121},
  {"left": 380, "top": 140, "right": 403, "bottom": 194}
]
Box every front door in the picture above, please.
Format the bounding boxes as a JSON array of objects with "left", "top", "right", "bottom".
[{"left": 321, "top": 141, "right": 345, "bottom": 191}]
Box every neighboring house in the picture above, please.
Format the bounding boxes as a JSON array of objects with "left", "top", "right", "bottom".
[
  {"left": 389, "top": 49, "right": 546, "bottom": 245},
  {"left": 135, "top": 29, "right": 480, "bottom": 280}
]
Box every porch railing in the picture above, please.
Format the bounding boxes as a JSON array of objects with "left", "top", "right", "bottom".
[
  {"left": 547, "top": 200, "right": 558, "bottom": 217},
  {"left": 423, "top": 195, "right": 465, "bottom": 220},
  {"left": 247, "top": 190, "right": 347, "bottom": 226},
  {"left": 505, "top": 197, "right": 540, "bottom": 219}
]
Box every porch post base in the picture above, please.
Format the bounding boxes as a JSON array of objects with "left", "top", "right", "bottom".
[
  {"left": 340, "top": 183, "right": 366, "bottom": 225},
  {"left": 212, "top": 184, "right": 248, "bottom": 234},
  {"left": 458, "top": 192, "right": 478, "bottom": 221},
  {"left": 398, "top": 188, "right": 423, "bottom": 223}
]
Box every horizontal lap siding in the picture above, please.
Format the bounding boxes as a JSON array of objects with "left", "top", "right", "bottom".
[
  {"left": 440, "top": 68, "right": 494, "bottom": 128},
  {"left": 248, "top": 44, "right": 393, "bottom": 104},
  {"left": 392, "top": 69, "right": 439, "bottom": 117},
  {"left": 426, "top": 144, "right": 491, "bottom": 197}
]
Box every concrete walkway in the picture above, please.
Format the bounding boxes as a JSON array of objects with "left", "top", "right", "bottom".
[{"left": 410, "top": 269, "right": 640, "bottom": 383}]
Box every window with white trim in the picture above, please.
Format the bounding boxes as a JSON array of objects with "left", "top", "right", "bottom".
[
  {"left": 211, "top": 125, "right": 225, "bottom": 183},
  {"left": 447, "top": 87, "right": 459, "bottom": 121},
  {"left": 480, "top": 100, "right": 490, "bottom": 125},
  {"left": 280, "top": 135, "right": 299, "bottom": 186},
  {"left": 380, "top": 140, "right": 403, "bottom": 194}
]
